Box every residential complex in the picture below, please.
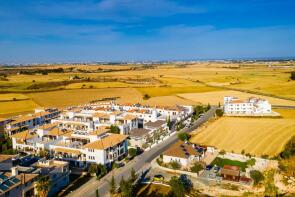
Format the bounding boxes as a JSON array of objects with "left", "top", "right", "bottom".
[
  {"left": 223, "top": 96, "right": 272, "bottom": 115},
  {"left": 9, "top": 102, "right": 192, "bottom": 168}
]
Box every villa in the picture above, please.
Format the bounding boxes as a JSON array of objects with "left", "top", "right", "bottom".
[{"left": 163, "top": 141, "right": 204, "bottom": 168}]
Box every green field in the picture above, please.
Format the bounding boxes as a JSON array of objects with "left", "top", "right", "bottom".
[{"left": 211, "top": 157, "right": 247, "bottom": 172}]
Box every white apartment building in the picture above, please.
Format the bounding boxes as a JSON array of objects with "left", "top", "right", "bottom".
[
  {"left": 5, "top": 108, "right": 60, "bottom": 136},
  {"left": 11, "top": 125, "right": 128, "bottom": 168},
  {"left": 52, "top": 107, "right": 138, "bottom": 135},
  {"left": 224, "top": 96, "right": 272, "bottom": 115},
  {"left": 112, "top": 103, "right": 193, "bottom": 123}
]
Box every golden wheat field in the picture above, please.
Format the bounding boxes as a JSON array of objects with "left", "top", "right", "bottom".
[
  {"left": 0, "top": 100, "right": 39, "bottom": 117},
  {"left": 190, "top": 109, "right": 295, "bottom": 156},
  {"left": 1, "top": 62, "right": 295, "bottom": 117}
]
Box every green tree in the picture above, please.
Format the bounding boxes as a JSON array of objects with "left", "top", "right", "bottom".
[
  {"left": 280, "top": 135, "right": 295, "bottom": 159},
  {"left": 169, "top": 176, "right": 185, "bottom": 197},
  {"left": 205, "top": 103, "right": 211, "bottom": 111},
  {"left": 96, "top": 164, "right": 107, "bottom": 179},
  {"left": 246, "top": 158, "right": 256, "bottom": 167},
  {"left": 109, "top": 175, "right": 116, "bottom": 195},
  {"left": 128, "top": 148, "right": 137, "bottom": 158},
  {"left": 166, "top": 116, "right": 172, "bottom": 129},
  {"left": 190, "top": 162, "right": 204, "bottom": 174},
  {"left": 36, "top": 175, "right": 52, "bottom": 197},
  {"left": 110, "top": 125, "right": 120, "bottom": 134},
  {"left": 215, "top": 109, "right": 224, "bottom": 117},
  {"left": 193, "top": 105, "right": 204, "bottom": 117},
  {"left": 170, "top": 161, "right": 181, "bottom": 170},
  {"left": 112, "top": 162, "right": 118, "bottom": 169},
  {"left": 176, "top": 122, "right": 185, "bottom": 131},
  {"left": 177, "top": 132, "right": 190, "bottom": 141},
  {"left": 130, "top": 168, "right": 137, "bottom": 183},
  {"left": 119, "top": 177, "right": 133, "bottom": 197},
  {"left": 88, "top": 163, "right": 97, "bottom": 175},
  {"left": 250, "top": 170, "right": 264, "bottom": 185},
  {"left": 179, "top": 174, "right": 193, "bottom": 193}
]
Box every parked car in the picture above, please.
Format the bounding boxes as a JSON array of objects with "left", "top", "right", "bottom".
[
  {"left": 153, "top": 174, "right": 164, "bottom": 182},
  {"left": 117, "top": 162, "right": 125, "bottom": 168},
  {"left": 206, "top": 165, "right": 213, "bottom": 171},
  {"left": 213, "top": 166, "right": 220, "bottom": 173}
]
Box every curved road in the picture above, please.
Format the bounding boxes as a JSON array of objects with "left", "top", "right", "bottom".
[{"left": 67, "top": 106, "right": 217, "bottom": 197}]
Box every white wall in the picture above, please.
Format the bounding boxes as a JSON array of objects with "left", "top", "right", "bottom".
[{"left": 163, "top": 155, "right": 188, "bottom": 167}]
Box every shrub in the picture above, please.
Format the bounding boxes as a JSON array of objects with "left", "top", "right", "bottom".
[
  {"left": 88, "top": 163, "right": 97, "bottom": 175},
  {"left": 179, "top": 174, "right": 193, "bottom": 193},
  {"left": 219, "top": 150, "right": 226, "bottom": 155},
  {"left": 128, "top": 148, "right": 137, "bottom": 158},
  {"left": 177, "top": 132, "right": 190, "bottom": 141},
  {"left": 261, "top": 154, "right": 269, "bottom": 159},
  {"left": 290, "top": 71, "right": 295, "bottom": 80},
  {"left": 176, "top": 122, "right": 185, "bottom": 131},
  {"left": 190, "top": 162, "right": 204, "bottom": 174},
  {"left": 280, "top": 135, "right": 295, "bottom": 159},
  {"left": 170, "top": 161, "right": 181, "bottom": 170},
  {"left": 109, "top": 125, "right": 120, "bottom": 134},
  {"left": 250, "top": 170, "right": 264, "bottom": 185},
  {"left": 156, "top": 158, "right": 163, "bottom": 166},
  {"left": 169, "top": 176, "right": 185, "bottom": 197},
  {"left": 246, "top": 158, "right": 256, "bottom": 167},
  {"left": 143, "top": 94, "right": 150, "bottom": 100},
  {"left": 216, "top": 109, "right": 224, "bottom": 117}
]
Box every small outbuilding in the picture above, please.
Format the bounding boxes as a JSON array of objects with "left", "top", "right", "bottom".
[{"left": 220, "top": 165, "right": 240, "bottom": 181}]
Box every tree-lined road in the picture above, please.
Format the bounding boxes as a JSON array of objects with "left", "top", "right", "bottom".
[{"left": 67, "top": 106, "right": 217, "bottom": 197}]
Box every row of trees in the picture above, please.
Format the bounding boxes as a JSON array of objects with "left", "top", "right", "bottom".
[
  {"left": 88, "top": 163, "right": 108, "bottom": 179},
  {"left": 168, "top": 175, "right": 193, "bottom": 197},
  {"left": 279, "top": 135, "right": 295, "bottom": 159},
  {"left": 0, "top": 134, "right": 15, "bottom": 154},
  {"left": 191, "top": 104, "right": 211, "bottom": 121},
  {"left": 108, "top": 168, "right": 138, "bottom": 197}
]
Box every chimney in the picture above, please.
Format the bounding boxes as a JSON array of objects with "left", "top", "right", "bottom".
[{"left": 11, "top": 167, "right": 18, "bottom": 176}]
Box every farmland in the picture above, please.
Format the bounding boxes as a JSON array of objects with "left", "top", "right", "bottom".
[
  {"left": 190, "top": 109, "right": 295, "bottom": 156},
  {"left": 1, "top": 62, "right": 295, "bottom": 117}
]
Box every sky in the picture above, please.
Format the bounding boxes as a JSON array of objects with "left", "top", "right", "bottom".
[{"left": 0, "top": 0, "right": 295, "bottom": 64}]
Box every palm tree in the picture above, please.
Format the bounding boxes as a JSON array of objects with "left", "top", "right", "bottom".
[{"left": 36, "top": 175, "right": 52, "bottom": 197}]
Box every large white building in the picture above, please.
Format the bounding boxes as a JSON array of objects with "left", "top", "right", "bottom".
[{"left": 224, "top": 96, "right": 272, "bottom": 115}]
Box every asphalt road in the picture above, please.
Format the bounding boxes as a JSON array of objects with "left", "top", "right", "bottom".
[{"left": 67, "top": 106, "right": 217, "bottom": 197}]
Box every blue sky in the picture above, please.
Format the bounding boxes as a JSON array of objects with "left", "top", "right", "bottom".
[{"left": 0, "top": 0, "right": 295, "bottom": 63}]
